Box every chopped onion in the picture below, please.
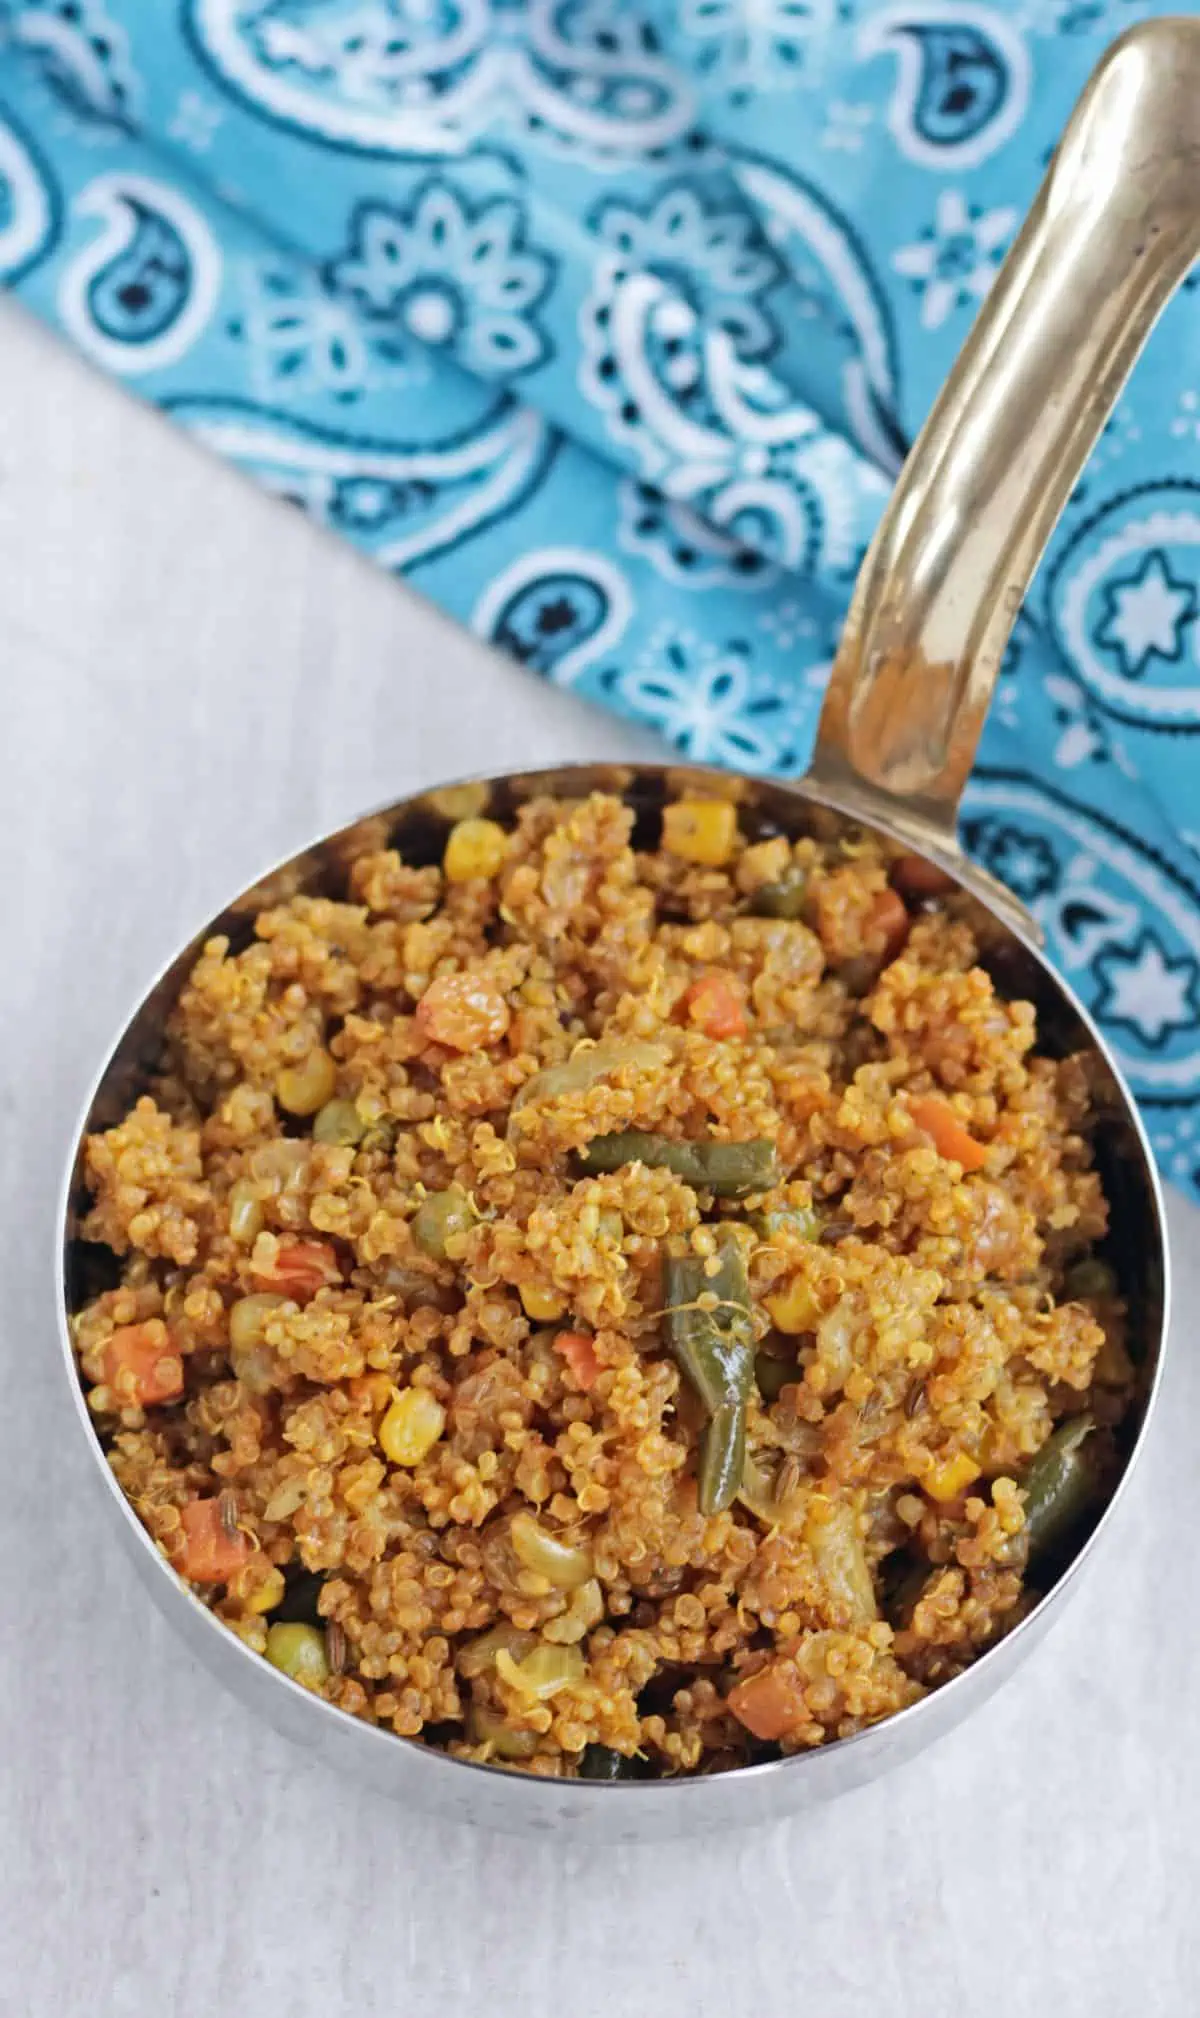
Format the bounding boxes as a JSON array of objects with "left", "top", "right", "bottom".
[
  {"left": 806, "top": 1498, "right": 877, "bottom": 1624},
  {"left": 495, "top": 1642, "right": 585, "bottom": 1699},
  {"left": 457, "top": 1622, "right": 538, "bottom": 1680},
  {"left": 737, "top": 1453, "right": 805, "bottom": 1529},
  {"left": 510, "top": 1512, "right": 593, "bottom": 1590},
  {"left": 469, "top": 1705, "right": 538, "bottom": 1760}
]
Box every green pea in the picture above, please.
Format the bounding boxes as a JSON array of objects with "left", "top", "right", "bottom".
[
  {"left": 313, "top": 1098, "right": 365, "bottom": 1147},
  {"left": 265, "top": 1622, "right": 330, "bottom": 1687},
  {"left": 749, "top": 865, "right": 810, "bottom": 920},
  {"left": 412, "top": 1185, "right": 479, "bottom": 1260}
]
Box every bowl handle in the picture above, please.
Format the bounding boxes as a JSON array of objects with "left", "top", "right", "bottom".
[{"left": 806, "top": 16, "right": 1200, "bottom": 937}]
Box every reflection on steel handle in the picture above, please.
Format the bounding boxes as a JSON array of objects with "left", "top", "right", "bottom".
[{"left": 807, "top": 16, "right": 1200, "bottom": 914}]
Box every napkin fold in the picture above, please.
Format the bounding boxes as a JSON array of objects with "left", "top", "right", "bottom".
[{"left": 2, "top": 1, "right": 1198, "bottom": 1193}]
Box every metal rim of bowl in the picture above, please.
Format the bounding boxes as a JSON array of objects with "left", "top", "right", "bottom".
[{"left": 54, "top": 761, "right": 1172, "bottom": 1808}]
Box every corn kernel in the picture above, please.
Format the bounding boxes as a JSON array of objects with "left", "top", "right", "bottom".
[
  {"left": 276, "top": 1047, "right": 337, "bottom": 1116},
  {"left": 444, "top": 817, "right": 509, "bottom": 883},
  {"left": 242, "top": 1564, "right": 286, "bottom": 1615},
  {"left": 923, "top": 1451, "right": 981, "bottom": 1502},
  {"left": 379, "top": 1388, "right": 447, "bottom": 1466},
  {"left": 520, "top": 1282, "right": 567, "bottom": 1322},
  {"left": 228, "top": 1180, "right": 264, "bottom": 1244},
  {"left": 765, "top": 1275, "right": 819, "bottom": 1334},
  {"left": 662, "top": 799, "right": 738, "bottom": 867}
]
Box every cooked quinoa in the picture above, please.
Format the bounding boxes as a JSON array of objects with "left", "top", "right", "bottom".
[{"left": 70, "top": 784, "right": 1137, "bottom": 1779}]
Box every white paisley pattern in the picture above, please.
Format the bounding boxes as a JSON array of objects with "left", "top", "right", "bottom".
[
  {"left": 730, "top": 147, "right": 906, "bottom": 469},
  {"left": 964, "top": 775, "right": 1200, "bottom": 1100},
  {"left": 616, "top": 476, "right": 780, "bottom": 589},
  {"left": 328, "top": 181, "right": 555, "bottom": 378},
  {"left": 58, "top": 173, "right": 221, "bottom": 373},
  {"left": 676, "top": 0, "right": 837, "bottom": 98},
  {"left": 0, "top": 107, "right": 57, "bottom": 280},
  {"left": 168, "top": 395, "right": 554, "bottom": 571},
  {"left": 230, "top": 256, "right": 425, "bottom": 401},
  {"left": 1047, "top": 487, "right": 1200, "bottom": 729},
  {"left": 184, "top": 0, "right": 696, "bottom": 160},
  {"left": 580, "top": 180, "right": 886, "bottom": 573},
  {"left": 471, "top": 545, "right": 633, "bottom": 680},
  {"left": 858, "top": 2, "right": 1031, "bottom": 169},
  {"left": 892, "top": 187, "right": 1015, "bottom": 329},
  {"left": 611, "top": 623, "right": 795, "bottom": 769},
  {"left": 3, "top": 0, "right": 139, "bottom": 128}
]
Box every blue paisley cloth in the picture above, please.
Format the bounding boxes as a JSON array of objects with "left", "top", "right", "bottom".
[{"left": 1, "top": 2, "right": 1199, "bottom": 1188}]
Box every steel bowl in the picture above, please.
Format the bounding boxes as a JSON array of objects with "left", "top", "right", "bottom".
[{"left": 55, "top": 21, "right": 1200, "bottom": 1839}]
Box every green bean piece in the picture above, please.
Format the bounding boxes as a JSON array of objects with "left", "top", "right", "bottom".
[
  {"left": 749, "top": 1203, "right": 822, "bottom": 1244},
  {"left": 411, "top": 1184, "right": 479, "bottom": 1260},
  {"left": 579, "top": 1133, "right": 777, "bottom": 1198},
  {"left": 578, "top": 1744, "right": 639, "bottom": 1781},
  {"left": 749, "top": 864, "right": 810, "bottom": 920},
  {"left": 313, "top": 1098, "right": 366, "bottom": 1147},
  {"left": 664, "top": 1237, "right": 756, "bottom": 1515},
  {"left": 699, "top": 1402, "right": 748, "bottom": 1518},
  {"left": 664, "top": 1240, "right": 755, "bottom": 1413},
  {"left": 1021, "top": 1416, "right": 1101, "bottom": 1566},
  {"left": 754, "top": 1349, "right": 797, "bottom": 1403},
  {"left": 1064, "top": 1257, "right": 1118, "bottom": 1301}
]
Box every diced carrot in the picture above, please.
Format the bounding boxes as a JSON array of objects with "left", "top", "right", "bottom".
[
  {"left": 101, "top": 1320, "right": 184, "bottom": 1406},
  {"left": 254, "top": 1239, "right": 340, "bottom": 1300},
  {"left": 416, "top": 971, "right": 511, "bottom": 1051},
  {"left": 891, "top": 854, "right": 956, "bottom": 899},
  {"left": 554, "top": 1330, "right": 600, "bottom": 1390},
  {"left": 909, "top": 1095, "right": 988, "bottom": 1173},
  {"left": 177, "top": 1498, "right": 250, "bottom": 1584},
  {"left": 681, "top": 973, "right": 748, "bottom": 1041},
  {"left": 867, "top": 886, "right": 911, "bottom": 960},
  {"left": 728, "top": 1661, "right": 807, "bottom": 1741}
]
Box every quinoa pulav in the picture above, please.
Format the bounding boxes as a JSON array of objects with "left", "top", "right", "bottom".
[{"left": 71, "top": 786, "right": 1136, "bottom": 1778}]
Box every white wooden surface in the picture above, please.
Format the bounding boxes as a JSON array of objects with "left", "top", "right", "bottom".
[{"left": 2, "top": 294, "right": 1198, "bottom": 2016}]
